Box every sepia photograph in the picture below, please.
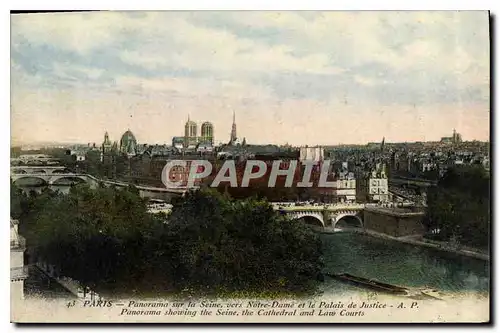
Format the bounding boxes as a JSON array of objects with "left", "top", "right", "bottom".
[{"left": 9, "top": 10, "right": 490, "bottom": 323}]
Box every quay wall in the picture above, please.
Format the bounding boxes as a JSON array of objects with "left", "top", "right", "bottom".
[{"left": 363, "top": 207, "right": 426, "bottom": 237}]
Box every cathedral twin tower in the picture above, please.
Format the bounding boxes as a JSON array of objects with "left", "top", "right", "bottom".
[
  {"left": 184, "top": 115, "right": 214, "bottom": 148},
  {"left": 183, "top": 111, "right": 239, "bottom": 148}
]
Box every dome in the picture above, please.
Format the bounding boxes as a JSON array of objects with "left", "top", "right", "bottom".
[
  {"left": 120, "top": 129, "right": 137, "bottom": 155},
  {"left": 121, "top": 130, "right": 136, "bottom": 144}
]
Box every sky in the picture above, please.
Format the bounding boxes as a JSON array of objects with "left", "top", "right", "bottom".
[{"left": 10, "top": 11, "right": 490, "bottom": 146}]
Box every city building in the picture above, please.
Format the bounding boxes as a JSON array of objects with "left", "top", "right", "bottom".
[
  {"left": 421, "top": 160, "right": 438, "bottom": 172},
  {"left": 89, "top": 123, "right": 489, "bottom": 205},
  {"left": 148, "top": 144, "right": 177, "bottom": 157},
  {"left": 196, "top": 142, "right": 214, "bottom": 154},
  {"left": 120, "top": 129, "right": 138, "bottom": 156},
  {"left": 175, "top": 116, "right": 216, "bottom": 150},
  {"left": 201, "top": 122, "right": 214, "bottom": 145},
  {"left": 102, "top": 131, "right": 112, "bottom": 153},
  {"left": 184, "top": 116, "right": 198, "bottom": 149},
  {"left": 357, "top": 163, "right": 389, "bottom": 203},
  {"left": 172, "top": 137, "right": 184, "bottom": 150},
  {"left": 441, "top": 129, "right": 462, "bottom": 144},
  {"left": 299, "top": 146, "right": 325, "bottom": 163},
  {"left": 11, "top": 218, "right": 27, "bottom": 300},
  {"left": 71, "top": 149, "right": 87, "bottom": 161},
  {"left": 332, "top": 168, "right": 356, "bottom": 203},
  {"left": 101, "top": 131, "right": 115, "bottom": 162}
]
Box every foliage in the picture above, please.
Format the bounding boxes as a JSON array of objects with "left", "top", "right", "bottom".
[
  {"left": 423, "top": 165, "right": 490, "bottom": 249},
  {"left": 10, "top": 179, "right": 24, "bottom": 219},
  {"left": 11, "top": 184, "right": 323, "bottom": 297},
  {"left": 11, "top": 183, "right": 164, "bottom": 292},
  {"left": 79, "top": 150, "right": 102, "bottom": 176},
  {"left": 166, "top": 189, "right": 323, "bottom": 294}
]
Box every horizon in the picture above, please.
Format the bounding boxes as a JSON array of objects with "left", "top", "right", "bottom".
[
  {"left": 11, "top": 11, "right": 490, "bottom": 146},
  {"left": 8, "top": 125, "right": 488, "bottom": 148},
  {"left": 10, "top": 134, "right": 489, "bottom": 149}
]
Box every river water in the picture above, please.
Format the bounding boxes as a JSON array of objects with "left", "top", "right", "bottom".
[{"left": 320, "top": 232, "right": 489, "bottom": 296}]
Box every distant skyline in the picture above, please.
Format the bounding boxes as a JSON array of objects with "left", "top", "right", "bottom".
[
  {"left": 11, "top": 11, "right": 490, "bottom": 146},
  {"left": 10, "top": 132, "right": 489, "bottom": 148}
]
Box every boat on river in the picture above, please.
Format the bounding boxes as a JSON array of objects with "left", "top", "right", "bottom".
[
  {"left": 325, "top": 273, "right": 445, "bottom": 300},
  {"left": 325, "top": 273, "right": 410, "bottom": 295}
]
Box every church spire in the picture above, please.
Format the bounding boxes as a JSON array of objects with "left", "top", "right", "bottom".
[
  {"left": 230, "top": 110, "right": 237, "bottom": 144},
  {"left": 103, "top": 131, "right": 111, "bottom": 144},
  {"left": 102, "top": 130, "right": 112, "bottom": 152}
]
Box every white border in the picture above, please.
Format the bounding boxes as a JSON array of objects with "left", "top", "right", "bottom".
[{"left": 3, "top": 1, "right": 499, "bottom": 10}]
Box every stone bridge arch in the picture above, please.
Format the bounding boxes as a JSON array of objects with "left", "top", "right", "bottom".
[
  {"left": 11, "top": 166, "right": 68, "bottom": 175},
  {"left": 31, "top": 170, "right": 48, "bottom": 174},
  {"left": 332, "top": 212, "right": 363, "bottom": 229},
  {"left": 50, "top": 175, "right": 87, "bottom": 185},
  {"left": 11, "top": 175, "right": 49, "bottom": 186},
  {"left": 51, "top": 168, "right": 73, "bottom": 174},
  {"left": 11, "top": 174, "right": 89, "bottom": 186},
  {"left": 287, "top": 211, "right": 325, "bottom": 227}
]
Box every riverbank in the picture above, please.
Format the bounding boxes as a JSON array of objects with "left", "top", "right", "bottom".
[
  {"left": 24, "top": 265, "right": 75, "bottom": 299},
  {"left": 320, "top": 227, "right": 490, "bottom": 261},
  {"left": 34, "top": 262, "right": 100, "bottom": 300}
]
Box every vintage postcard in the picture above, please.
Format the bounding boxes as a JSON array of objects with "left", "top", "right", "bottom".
[{"left": 10, "top": 11, "right": 490, "bottom": 323}]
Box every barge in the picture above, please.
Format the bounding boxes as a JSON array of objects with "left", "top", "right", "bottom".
[
  {"left": 325, "top": 273, "right": 409, "bottom": 295},
  {"left": 325, "top": 272, "right": 445, "bottom": 300}
]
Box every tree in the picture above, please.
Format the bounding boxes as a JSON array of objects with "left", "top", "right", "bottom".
[
  {"left": 18, "top": 183, "right": 163, "bottom": 293},
  {"left": 14, "top": 184, "right": 323, "bottom": 297},
  {"left": 166, "top": 189, "right": 323, "bottom": 294},
  {"left": 423, "top": 165, "right": 490, "bottom": 249},
  {"left": 10, "top": 180, "right": 25, "bottom": 219},
  {"left": 82, "top": 150, "right": 102, "bottom": 177}
]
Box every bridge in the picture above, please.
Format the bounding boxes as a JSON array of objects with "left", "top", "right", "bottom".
[
  {"left": 271, "top": 203, "right": 364, "bottom": 228},
  {"left": 10, "top": 168, "right": 185, "bottom": 201},
  {"left": 11, "top": 158, "right": 60, "bottom": 165},
  {"left": 11, "top": 166, "right": 71, "bottom": 175},
  {"left": 145, "top": 201, "right": 364, "bottom": 228},
  {"left": 11, "top": 166, "right": 88, "bottom": 186}
]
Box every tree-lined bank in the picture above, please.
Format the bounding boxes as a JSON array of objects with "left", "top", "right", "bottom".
[{"left": 11, "top": 183, "right": 323, "bottom": 298}]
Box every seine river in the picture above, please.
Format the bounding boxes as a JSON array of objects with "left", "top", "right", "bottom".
[{"left": 320, "top": 232, "right": 489, "bottom": 296}]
